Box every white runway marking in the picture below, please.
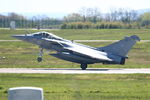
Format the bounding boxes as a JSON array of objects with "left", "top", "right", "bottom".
[{"left": 0, "top": 68, "right": 150, "bottom": 74}]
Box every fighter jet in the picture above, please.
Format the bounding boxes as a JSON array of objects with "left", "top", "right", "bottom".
[{"left": 13, "top": 31, "right": 140, "bottom": 70}]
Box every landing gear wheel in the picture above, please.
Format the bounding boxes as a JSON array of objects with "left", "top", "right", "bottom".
[
  {"left": 81, "top": 64, "right": 87, "bottom": 70},
  {"left": 37, "top": 48, "right": 43, "bottom": 62},
  {"left": 37, "top": 57, "right": 42, "bottom": 62}
]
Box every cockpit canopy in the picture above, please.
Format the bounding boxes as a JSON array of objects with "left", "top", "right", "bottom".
[{"left": 33, "top": 31, "right": 63, "bottom": 40}]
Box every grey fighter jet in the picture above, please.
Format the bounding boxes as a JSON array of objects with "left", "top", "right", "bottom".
[{"left": 13, "top": 31, "right": 140, "bottom": 70}]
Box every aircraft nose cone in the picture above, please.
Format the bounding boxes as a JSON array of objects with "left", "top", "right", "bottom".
[{"left": 12, "top": 34, "right": 27, "bottom": 40}]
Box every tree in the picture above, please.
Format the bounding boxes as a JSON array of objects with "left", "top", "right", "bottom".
[
  {"left": 107, "top": 8, "right": 138, "bottom": 24},
  {"left": 8, "top": 13, "right": 27, "bottom": 28},
  {"left": 0, "top": 14, "right": 6, "bottom": 27},
  {"left": 140, "top": 12, "right": 150, "bottom": 27},
  {"left": 79, "top": 7, "right": 102, "bottom": 23},
  {"left": 64, "top": 13, "right": 83, "bottom": 22}
]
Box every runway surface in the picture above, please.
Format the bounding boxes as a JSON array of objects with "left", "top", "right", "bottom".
[{"left": 0, "top": 68, "right": 150, "bottom": 74}]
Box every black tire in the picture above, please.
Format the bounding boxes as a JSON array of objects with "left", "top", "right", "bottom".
[
  {"left": 37, "top": 57, "right": 42, "bottom": 62},
  {"left": 81, "top": 64, "right": 87, "bottom": 70}
]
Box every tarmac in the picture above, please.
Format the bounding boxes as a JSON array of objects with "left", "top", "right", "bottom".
[{"left": 0, "top": 68, "right": 150, "bottom": 74}]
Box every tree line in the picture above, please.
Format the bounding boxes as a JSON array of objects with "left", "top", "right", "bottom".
[
  {"left": 62, "top": 8, "right": 150, "bottom": 29},
  {"left": 0, "top": 13, "right": 62, "bottom": 29},
  {"left": 0, "top": 8, "right": 150, "bottom": 29}
]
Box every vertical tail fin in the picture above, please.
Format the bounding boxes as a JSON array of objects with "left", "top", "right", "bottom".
[{"left": 98, "top": 35, "right": 140, "bottom": 57}]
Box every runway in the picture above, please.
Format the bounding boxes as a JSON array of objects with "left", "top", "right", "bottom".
[{"left": 0, "top": 68, "right": 150, "bottom": 74}]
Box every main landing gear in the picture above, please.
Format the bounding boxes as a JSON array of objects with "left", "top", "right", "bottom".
[
  {"left": 80, "top": 63, "right": 87, "bottom": 70},
  {"left": 37, "top": 48, "right": 43, "bottom": 62}
]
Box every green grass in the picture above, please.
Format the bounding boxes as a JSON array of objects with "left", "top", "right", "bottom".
[
  {"left": 0, "top": 41, "right": 150, "bottom": 68},
  {"left": 0, "top": 29, "right": 150, "bottom": 40},
  {"left": 0, "top": 74, "right": 150, "bottom": 100},
  {"left": 0, "top": 29, "right": 150, "bottom": 100}
]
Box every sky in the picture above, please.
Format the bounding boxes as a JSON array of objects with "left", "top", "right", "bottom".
[{"left": 0, "top": 0, "right": 150, "bottom": 17}]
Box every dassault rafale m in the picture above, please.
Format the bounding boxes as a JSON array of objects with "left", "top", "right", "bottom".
[{"left": 13, "top": 31, "right": 140, "bottom": 70}]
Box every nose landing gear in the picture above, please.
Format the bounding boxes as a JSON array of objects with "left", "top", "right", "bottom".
[
  {"left": 37, "top": 48, "right": 43, "bottom": 62},
  {"left": 37, "top": 57, "right": 42, "bottom": 62}
]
